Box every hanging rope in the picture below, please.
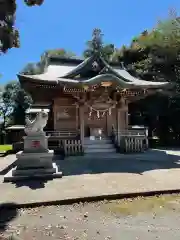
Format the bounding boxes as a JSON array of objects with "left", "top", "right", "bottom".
[{"left": 86, "top": 103, "right": 116, "bottom": 119}]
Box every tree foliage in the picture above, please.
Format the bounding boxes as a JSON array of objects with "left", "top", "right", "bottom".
[
  {"left": 114, "top": 16, "right": 180, "bottom": 82},
  {"left": 0, "top": 82, "right": 15, "bottom": 129},
  {"left": 115, "top": 15, "right": 180, "bottom": 145},
  {"left": 83, "top": 28, "right": 115, "bottom": 62},
  {"left": 21, "top": 48, "right": 76, "bottom": 75},
  {"left": 0, "top": 0, "right": 44, "bottom": 53},
  {"left": 10, "top": 82, "right": 32, "bottom": 125},
  {"left": 0, "top": 81, "right": 32, "bottom": 129}
]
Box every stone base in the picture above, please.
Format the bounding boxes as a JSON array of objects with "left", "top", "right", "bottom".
[
  {"left": 4, "top": 163, "right": 62, "bottom": 182},
  {"left": 16, "top": 150, "right": 54, "bottom": 169},
  {"left": 12, "top": 166, "right": 56, "bottom": 176}
]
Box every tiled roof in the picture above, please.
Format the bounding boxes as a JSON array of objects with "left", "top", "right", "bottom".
[{"left": 18, "top": 54, "right": 173, "bottom": 89}]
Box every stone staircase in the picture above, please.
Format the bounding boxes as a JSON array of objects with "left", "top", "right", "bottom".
[
  {"left": 83, "top": 137, "right": 117, "bottom": 156},
  {"left": 64, "top": 137, "right": 177, "bottom": 162}
]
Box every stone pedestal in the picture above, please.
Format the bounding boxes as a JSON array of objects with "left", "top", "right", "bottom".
[
  {"left": 4, "top": 133, "right": 62, "bottom": 182},
  {"left": 23, "top": 134, "right": 49, "bottom": 153}
]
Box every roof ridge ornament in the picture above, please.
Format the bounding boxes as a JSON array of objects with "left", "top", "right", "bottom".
[{"left": 92, "top": 61, "right": 100, "bottom": 71}]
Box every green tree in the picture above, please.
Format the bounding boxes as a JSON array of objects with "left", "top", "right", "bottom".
[
  {"left": 0, "top": 81, "right": 32, "bottom": 129},
  {"left": 83, "top": 28, "right": 115, "bottom": 62},
  {"left": 45, "top": 49, "right": 76, "bottom": 58},
  {"left": 115, "top": 16, "right": 180, "bottom": 82},
  {"left": 10, "top": 82, "right": 32, "bottom": 125},
  {"left": 20, "top": 63, "right": 43, "bottom": 75},
  {"left": 0, "top": 82, "right": 15, "bottom": 130},
  {"left": 0, "top": 0, "right": 44, "bottom": 53},
  {"left": 117, "top": 15, "right": 180, "bottom": 145},
  {"left": 21, "top": 49, "right": 76, "bottom": 75}
]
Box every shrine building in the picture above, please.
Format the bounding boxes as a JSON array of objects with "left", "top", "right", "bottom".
[{"left": 17, "top": 31, "right": 173, "bottom": 155}]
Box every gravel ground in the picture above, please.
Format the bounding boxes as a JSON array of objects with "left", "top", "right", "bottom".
[{"left": 1, "top": 195, "right": 180, "bottom": 240}]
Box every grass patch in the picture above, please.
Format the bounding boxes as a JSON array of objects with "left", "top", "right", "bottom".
[
  {"left": 0, "top": 144, "right": 12, "bottom": 152},
  {"left": 101, "top": 194, "right": 180, "bottom": 216}
]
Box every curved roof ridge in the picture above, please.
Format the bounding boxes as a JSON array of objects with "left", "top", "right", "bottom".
[
  {"left": 61, "top": 55, "right": 95, "bottom": 78},
  {"left": 99, "top": 55, "right": 171, "bottom": 85},
  {"left": 17, "top": 74, "right": 59, "bottom": 84},
  {"left": 18, "top": 72, "right": 173, "bottom": 89},
  {"left": 82, "top": 73, "right": 126, "bottom": 86},
  {"left": 81, "top": 73, "right": 170, "bottom": 88},
  {"left": 113, "top": 68, "right": 170, "bottom": 85},
  {"left": 99, "top": 56, "right": 131, "bottom": 82}
]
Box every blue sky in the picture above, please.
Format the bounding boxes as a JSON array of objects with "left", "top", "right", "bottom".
[{"left": 0, "top": 0, "right": 180, "bottom": 84}]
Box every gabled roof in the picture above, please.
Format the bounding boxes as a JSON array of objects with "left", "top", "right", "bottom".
[{"left": 18, "top": 54, "right": 174, "bottom": 89}]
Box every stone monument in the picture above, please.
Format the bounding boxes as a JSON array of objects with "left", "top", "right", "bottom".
[{"left": 4, "top": 109, "right": 62, "bottom": 182}]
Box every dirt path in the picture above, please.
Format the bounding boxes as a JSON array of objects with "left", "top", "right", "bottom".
[{"left": 1, "top": 195, "right": 180, "bottom": 240}]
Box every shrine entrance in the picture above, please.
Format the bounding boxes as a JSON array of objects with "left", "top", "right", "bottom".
[
  {"left": 85, "top": 110, "right": 108, "bottom": 138},
  {"left": 84, "top": 97, "right": 116, "bottom": 138}
]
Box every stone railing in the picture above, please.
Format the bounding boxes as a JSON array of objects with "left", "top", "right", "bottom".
[
  {"left": 63, "top": 139, "right": 83, "bottom": 156},
  {"left": 112, "top": 128, "right": 148, "bottom": 153}
]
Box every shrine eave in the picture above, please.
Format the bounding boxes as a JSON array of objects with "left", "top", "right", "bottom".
[{"left": 18, "top": 73, "right": 174, "bottom": 90}]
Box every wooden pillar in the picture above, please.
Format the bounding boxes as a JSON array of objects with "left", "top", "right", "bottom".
[
  {"left": 124, "top": 104, "right": 129, "bottom": 129},
  {"left": 79, "top": 104, "right": 84, "bottom": 146},
  {"left": 118, "top": 100, "right": 129, "bottom": 130},
  {"left": 76, "top": 104, "right": 78, "bottom": 130},
  {"left": 53, "top": 102, "right": 57, "bottom": 131},
  {"left": 106, "top": 112, "right": 112, "bottom": 136},
  {"left": 116, "top": 98, "right": 128, "bottom": 145},
  {"left": 117, "top": 107, "right": 121, "bottom": 145}
]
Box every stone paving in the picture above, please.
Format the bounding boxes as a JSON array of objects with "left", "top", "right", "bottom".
[{"left": 1, "top": 149, "right": 180, "bottom": 205}]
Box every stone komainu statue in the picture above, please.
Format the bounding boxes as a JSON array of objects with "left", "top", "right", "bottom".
[{"left": 24, "top": 110, "right": 48, "bottom": 136}]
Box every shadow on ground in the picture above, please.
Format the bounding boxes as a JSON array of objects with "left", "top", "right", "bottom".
[
  {"left": 0, "top": 160, "right": 17, "bottom": 176},
  {"left": 14, "top": 179, "right": 48, "bottom": 189},
  {"left": 0, "top": 203, "right": 18, "bottom": 231},
  {"left": 3, "top": 149, "right": 180, "bottom": 188},
  {"left": 54, "top": 149, "right": 180, "bottom": 176}
]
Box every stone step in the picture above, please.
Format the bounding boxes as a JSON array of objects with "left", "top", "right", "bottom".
[
  {"left": 84, "top": 148, "right": 117, "bottom": 153},
  {"left": 84, "top": 139, "right": 112, "bottom": 145},
  {"left": 84, "top": 144, "right": 114, "bottom": 149}
]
